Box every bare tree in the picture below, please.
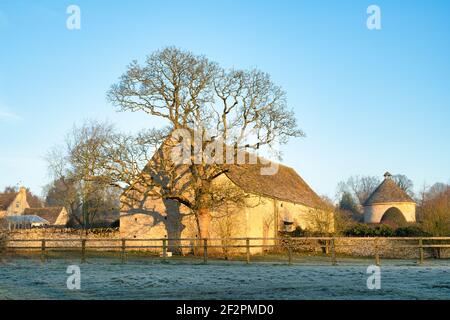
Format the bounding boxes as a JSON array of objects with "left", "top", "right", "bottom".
[
  {"left": 45, "top": 121, "right": 120, "bottom": 229},
  {"left": 337, "top": 175, "right": 380, "bottom": 205},
  {"left": 333, "top": 209, "right": 357, "bottom": 235},
  {"left": 107, "top": 47, "right": 303, "bottom": 238},
  {"left": 305, "top": 210, "right": 334, "bottom": 235},
  {"left": 392, "top": 174, "right": 415, "bottom": 198},
  {"left": 425, "top": 183, "right": 449, "bottom": 201},
  {"left": 421, "top": 186, "right": 450, "bottom": 237}
]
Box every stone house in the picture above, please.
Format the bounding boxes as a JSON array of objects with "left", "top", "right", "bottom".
[
  {"left": 0, "top": 187, "right": 30, "bottom": 217},
  {"left": 120, "top": 147, "right": 333, "bottom": 254},
  {"left": 363, "top": 172, "right": 416, "bottom": 224},
  {"left": 0, "top": 187, "right": 69, "bottom": 227}
]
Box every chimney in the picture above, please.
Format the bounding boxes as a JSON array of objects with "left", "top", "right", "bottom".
[{"left": 19, "top": 186, "right": 27, "bottom": 195}]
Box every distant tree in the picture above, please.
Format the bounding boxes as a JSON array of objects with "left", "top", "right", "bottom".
[
  {"left": 305, "top": 196, "right": 335, "bottom": 235},
  {"left": 2, "top": 186, "right": 17, "bottom": 193},
  {"left": 392, "top": 174, "right": 415, "bottom": 199},
  {"left": 333, "top": 209, "right": 357, "bottom": 235},
  {"left": 45, "top": 121, "right": 120, "bottom": 229},
  {"left": 339, "top": 192, "right": 359, "bottom": 213},
  {"left": 421, "top": 186, "right": 450, "bottom": 236},
  {"left": 306, "top": 210, "right": 334, "bottom": 235},
  {"left": 320, "top": 195, "right": 334, "bottom": 207},
  {"left": 338, "top": 191, "right": 362, "bottom": 222},
  {"left": 337, "top": 175, "right": 380, "bottom": 205},
  {"left": 426, "top": 183, "right": 449, "bottom": 200}
]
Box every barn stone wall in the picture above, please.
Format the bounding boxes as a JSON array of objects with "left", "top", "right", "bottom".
[{"left": 119, "top": 174, "right": 333, "bottom": 254}]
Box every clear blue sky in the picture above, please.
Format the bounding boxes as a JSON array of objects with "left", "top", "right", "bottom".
[{"left": 1, "top": 0, "right": 449, "bottom": 199}]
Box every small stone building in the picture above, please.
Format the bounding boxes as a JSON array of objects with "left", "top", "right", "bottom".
[{"left": 363, "top": 172, "right": 416, "bottom": 224}]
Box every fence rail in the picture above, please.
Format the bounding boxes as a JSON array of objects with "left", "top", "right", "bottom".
[{"left": 5, "top": 237, "right": 450, "bottom": 265}]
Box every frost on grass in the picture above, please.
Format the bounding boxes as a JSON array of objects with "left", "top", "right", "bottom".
[{"left": 1, "top": 257, "right": 450, "bottom": 300}]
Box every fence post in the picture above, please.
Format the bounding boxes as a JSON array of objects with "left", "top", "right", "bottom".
[
  {"left": 193, "top": 235, "right": 198, "bottom": 256},
  {"left": 121, "top": 239, "right": 126, "bottom": 264},
  {"left": 374, "top": 238, "right": 380, "bottom": 266},
  {"left": 331, "top": 237, "right": 337, "bottom": 266},
  {"left": 162, "top": 238, "right": 167, "bottom": 261},
  {"left": 246, "top": 238, "right": 250, "bottom": 264},
  {"left": 419, "top": 238, "right": 424, "bottom": 265},
  {"left": 40, "top": 240, "right": 46, "bottom": 262},
  {"left": 81, "top": 239, "right": 86, "bottom": 263},
  {"left": 203, "top": 239, "right": 208, "bottom": 264},
  {"left": 288, "top": 238, "right": 293, "bottom": 265}
]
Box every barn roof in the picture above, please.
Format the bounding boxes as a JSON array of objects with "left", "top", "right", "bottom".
[
  {"left": 24, "top": 207, "right": 64, "bottom": 224},
  {"left": 134, "top": 139, "right": 330, "bottom": 210},
  {"left": 0, "top": 192, "right": 18, "bottom": 210},
  {"left": 224, "top": 158, "right": 330, "bottom": 209},
  {"left": 363, "top": 176, "right": 415, "bottom": 206}
]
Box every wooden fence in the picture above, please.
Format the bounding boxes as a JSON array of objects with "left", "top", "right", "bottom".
[{"left": 5, "top": 237, "right": 450, "bottom": 265}]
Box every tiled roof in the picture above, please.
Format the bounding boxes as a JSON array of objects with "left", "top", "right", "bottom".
[
  {"left": 0, "top": 193, "right": 18, "bottom": 210},
  {"left": 364, "top": 177, "right": 415, "bottom": 206},
  {"left": 24, "top": 207, "right": 65, "bottom": 224},
  {"left": 225, "top": 161, "right": 330, "bottom": 209}
]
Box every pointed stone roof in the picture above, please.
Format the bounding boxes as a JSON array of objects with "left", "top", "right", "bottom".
[{"left": 363, "top": 173, "right": 415, "bottom": 206}]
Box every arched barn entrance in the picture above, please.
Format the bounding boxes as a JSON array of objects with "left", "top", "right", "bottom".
[{"left": 380, "top": 207, "right": 407, "bottom": 228}]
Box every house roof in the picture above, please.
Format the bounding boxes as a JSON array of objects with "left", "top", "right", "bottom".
[
  {"left": 363, "top": 176, "right": 415, "bottom": 206},
  {"left": 0, "top": 189, "right": 42, "bottom": 210},
  {"left": 224, "top": 159, "right": 330, "bottom": 209},
  {"left": 26, "top": 192, "right": 43, "bottom": 208},
  {"left": 24, "top": 207, "right": 64, "bottom": 224},
  {"left": 6, "top": 215, "right": 49, "bottom": 224},
  {"left": 0, "top": 192, "right": 18, "bottom": 210}
]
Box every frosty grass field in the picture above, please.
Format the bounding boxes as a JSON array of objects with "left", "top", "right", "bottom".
[{"left": 1, "top": 255, "right": 450, "bottom": 300}]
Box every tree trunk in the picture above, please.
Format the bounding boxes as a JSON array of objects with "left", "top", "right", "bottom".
[
  {"left": 195, "top": 182, "right": 213, "bottom": 239},
  {"left": 194, "top": 207, "right": 211, "bottom": 256},
  {"left": 197, "top": 207, "right": 212, "bottom": 239}
]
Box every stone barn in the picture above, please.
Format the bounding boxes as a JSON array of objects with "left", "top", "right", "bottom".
[
  {"left": 120, "top": 149, "right": 333, "bottom": 254},
  {"left": 363, "top": 172, "right": 416, "bottom": 224}
]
